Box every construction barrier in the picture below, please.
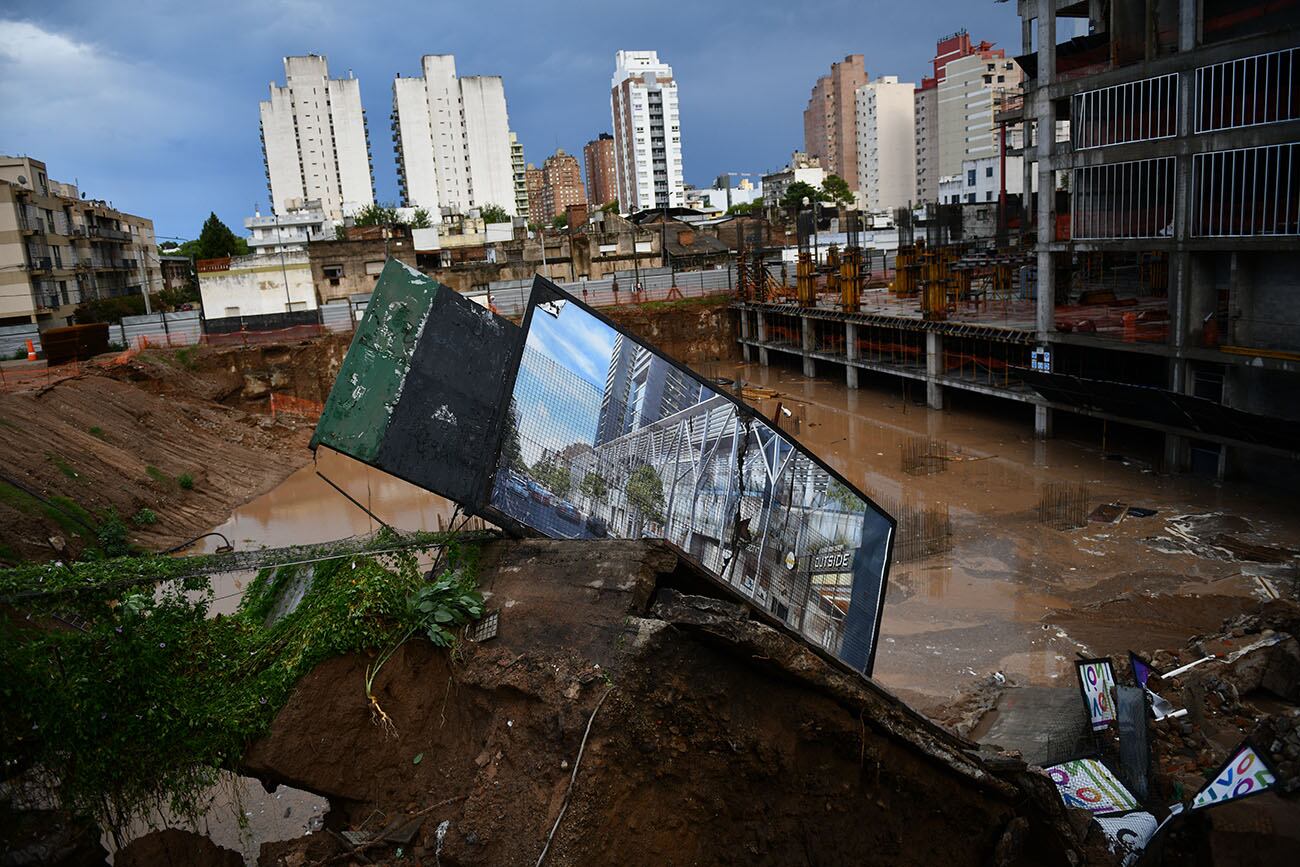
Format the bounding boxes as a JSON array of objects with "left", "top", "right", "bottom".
[{"left": 269, "top": 392, "right": 324, "bottom": 421}]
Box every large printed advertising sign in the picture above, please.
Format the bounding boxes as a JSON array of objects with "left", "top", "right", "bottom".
[
  {"left": 1076, "top": 657, "right": 1118, "bottom": 731},
  {"left": 310, "top": 266, "right": 897, "bottom": 677},
  {"left": 488, "top": 282, "right": 896, "bottom": 674}
]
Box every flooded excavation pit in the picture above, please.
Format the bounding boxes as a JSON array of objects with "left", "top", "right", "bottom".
[{"left": 696, "top": 357, "right": 1300, "bottom": 710}]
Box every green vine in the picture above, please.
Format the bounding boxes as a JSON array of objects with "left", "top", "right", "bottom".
[{"left": 0, "top": 529, "right": 482, "bottom": 843}]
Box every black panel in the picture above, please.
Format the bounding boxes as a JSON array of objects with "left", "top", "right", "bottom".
[{"left": 376, "top": 289, "right": 521, "bottom": 508}]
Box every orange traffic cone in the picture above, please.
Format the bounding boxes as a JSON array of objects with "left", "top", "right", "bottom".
[{"left": 25, "top": 339, "right": 36, "bottom": 361}]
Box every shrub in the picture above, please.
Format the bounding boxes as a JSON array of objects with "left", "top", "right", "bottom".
[
  {"left": 178, "top": 473, "right": 194, "bottom": 491},
  {"left": 131, "top": 508, "right": 158, "bottom": 526}
]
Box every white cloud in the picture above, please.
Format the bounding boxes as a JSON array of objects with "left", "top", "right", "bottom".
[{"left": 0, "top": 19, "right": 215, "bottom": 155}]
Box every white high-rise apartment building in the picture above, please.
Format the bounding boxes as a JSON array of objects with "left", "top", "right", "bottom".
[
  {"left": 855, "top": 76, "right": 917, "bottom": 212},
  {"left": 392, "top": 55, "right": 517, "bottom": 217},
  {"left": 936, "top": 52, "right": 1022, "bottom": 183},
  {"left": 610, "top": 51, "right": 685, "bottom": 212},
  {"left": 259, "top": 55, "right": 374, "bottom": 221}
]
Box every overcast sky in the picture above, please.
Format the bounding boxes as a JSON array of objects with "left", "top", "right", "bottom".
[{"left": 0, "top": 1, "right": 1021, "bottom": 240}]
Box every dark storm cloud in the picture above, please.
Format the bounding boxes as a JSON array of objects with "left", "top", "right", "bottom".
[{"left": 0, "top": 0, "right": 1020, "bottom": 239}]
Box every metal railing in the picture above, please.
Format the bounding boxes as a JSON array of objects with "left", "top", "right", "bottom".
[
  {"left": 1072, "top": 73, "right": 1178, "bottom": 150},
  {"left": 1196, "top": 47, "right": 1299, "bottom": 133},
  {"left": 1192, "top": 143, "right": 1300, "bottom": 237}
]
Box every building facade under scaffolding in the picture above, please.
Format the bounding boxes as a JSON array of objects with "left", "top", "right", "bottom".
[{"left": 732, "top": 1, "right": 1300, "bottom": 487}]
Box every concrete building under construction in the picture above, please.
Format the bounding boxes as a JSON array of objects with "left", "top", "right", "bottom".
[{"left": 732, "top": 1, "right": 1300, "bottom": 487}]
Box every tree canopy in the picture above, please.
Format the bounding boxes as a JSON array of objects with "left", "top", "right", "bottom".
[
  {"left": 352, "top": 203, "right": 401, "bottom": 227},
  {"left": 726, "top": 198, "right": 763, "bottom": 216},
  {"left": 182, "top": 213, "right": 249, "bottom": 261},
  {"left": 780, "top": 181, "right": 832, "bottom": 211},
  {"left": 822, "top": 174, "right": 855, "bottom": 205},
  {"left": 479, "top": 204, "right": 510, "bottom": 224}
]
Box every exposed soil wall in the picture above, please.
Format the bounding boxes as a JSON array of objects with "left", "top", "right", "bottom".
[
  {"left": 0, "top": 349, "right": 322, "bottom": 562},
  {"left": 244, "top": 540, "right": 1077, "bottom": 867},
  {"left": 601, "top": 297, "right": 739, "bottom": 367}
]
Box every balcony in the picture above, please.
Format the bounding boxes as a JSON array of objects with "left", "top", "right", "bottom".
[
  {"left": 20, "top": 218, "right": 46, "bottom": 236},
  {"left": 29, "top": 257, "right": 53, "bottom": 272},
  {"left": 89, "top": 224, "right": 131, "bottom": 242}
]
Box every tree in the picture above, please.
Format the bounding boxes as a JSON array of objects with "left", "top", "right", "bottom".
[
  {"left": 500, "top": 401, "right": 525, "bottom": 473},
  {"left": 189, "top": 212, "right": 249, "bottom": 260},
  {"left": 550, "top": 214, "right": 568, "bottom": 229},
  {"left": 352, "top": 203, "right": 400, "bottom": 227},
  {"left": 600, "top": 200, "right": 619, "bottom": 214},
  {"left": 822, "top": 174, "right": 855, "bottom": 205},
  {"left": 626, "top": 464, "right": 665, "bottom": 527},
  {"left": 726, "top": 198, "right": 763, "bottom": 216},
  {"left": 579, "top": 471, "right": 608, "bottom": 504},
  {"left": 410, "top": 208, "right": 433, "bottom": 229},
  {"left": 780, "top": 181, "right": 831, "bottom": 211},
  {"left": 531, "top": 457, "right": 571, "bottom": 498},
  {"left": 479, "top": 204, "right": 510, "bottom": 224}
]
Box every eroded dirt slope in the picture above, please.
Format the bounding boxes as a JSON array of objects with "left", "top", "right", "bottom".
[{"left": 0, "top": 353, "right": 317, "bottom": 562}]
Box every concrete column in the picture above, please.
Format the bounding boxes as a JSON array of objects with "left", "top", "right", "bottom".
[
  {"left": 1162, "top": 433, "right": 1185, "bottom": 475},
  {"left": 756, "top": 310, "right": 769, "bottom": 366},
  {"left": 740, "top": 310, "right": 752, "bottom": 363},
  {"left": 925, "top": 331, "right": 944, "bottom": 410},
  {"left": 845, "top": 322, "right": 859, "bottom": 389},
  {"left": 1034, "top": 403, "right": 1053, "bottom": 439},
  {"left": 800, "top": 317, "right": 816, "bottom": 378},
  {"left": 1035, "top": 0, "right": 1057, "bottom": 343}
]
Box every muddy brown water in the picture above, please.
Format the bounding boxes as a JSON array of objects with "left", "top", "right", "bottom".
[
  {"left": 151, "top": 356, "right": 1299, "bottom": 861},
  {"left": 698, "top": 359, "right": 1300, "bottom": 708},
  {"left": 195, "top": 360, "right": 1300, "bottom": 710}
]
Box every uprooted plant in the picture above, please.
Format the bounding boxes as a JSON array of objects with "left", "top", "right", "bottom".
[{"left": 0, "top": 528, "right": 482, "bottom": 844}]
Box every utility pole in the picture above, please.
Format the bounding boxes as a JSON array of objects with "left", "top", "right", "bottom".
[{"left": 274, "top": 210, "right": 291, "bottom": 314}]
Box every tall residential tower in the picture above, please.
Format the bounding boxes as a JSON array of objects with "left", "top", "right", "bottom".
[
  {"left": 803, "top": 55, "right": 869, "bottom": 190},
  {"left": 392, "top": 55, "right": 517, "bottom": 216},
  {"left": 259, "top": 55, "right": 374, "bottom": 221},
  {"left": 610, "top": 51, "right": 685, "bottom": 212},
  {"left": 855, "top": 75, "right": 916, "bottom": 212}
]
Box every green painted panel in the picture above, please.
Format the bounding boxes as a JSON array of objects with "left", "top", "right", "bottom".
[{"left": 310, "top": 259, "right": 441, "bottom": 460}]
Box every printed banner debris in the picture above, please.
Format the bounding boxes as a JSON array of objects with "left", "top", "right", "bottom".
[
  {"left": 1076, "top": 657, "right": 1118, "bottom": 731},
  {"left": 1046, "top": 758, "right": 1140, "bottom": 815},
  {"left": 1190, "top": 742, "right": 1277, "bottom": 810}
]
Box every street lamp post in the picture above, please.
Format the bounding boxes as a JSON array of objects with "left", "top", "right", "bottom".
[{"left": 273, "top": 210, "right": 292, "bottom": 315}]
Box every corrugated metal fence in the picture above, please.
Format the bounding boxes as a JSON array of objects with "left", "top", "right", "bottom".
[
  {"left": 467, "top": 265, "right": 736, "bottom": 318},
  {"left": 109, "top": 311, "right": 204, "bottom": 348},
  {"left": 0, "top": 324, "right": 41, "bottom": 358}
]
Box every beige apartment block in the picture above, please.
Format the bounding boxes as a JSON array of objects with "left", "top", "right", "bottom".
[{"left": 0, "top": 155, "right": 162, "bottom": 328}]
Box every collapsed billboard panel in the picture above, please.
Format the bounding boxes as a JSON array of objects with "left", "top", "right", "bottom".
[
  {"left": 311, "top": 260, "right": 520, "bottom": 506},
  {"left": 486, "top": 278, "right": 895, "bottom": 674}
]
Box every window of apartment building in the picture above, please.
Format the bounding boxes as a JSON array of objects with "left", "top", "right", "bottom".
[
  {"left": 966, "top": 193, "right": 976, "bottom": 203},
  {"left": 967, "top": 169, "right": 976, "bottom": 186},
  {"left": 365, "top": 260, "right": 384, "bottom": 277},
  {"left": 986, "top": 166, "right": 994, "bottom": 178},
  {"left": 986, "top": 191, "right": 993, "bottom": 201}
]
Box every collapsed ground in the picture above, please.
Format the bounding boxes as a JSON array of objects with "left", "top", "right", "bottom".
[
  {"left": 0, "top": 337, "right": 350, "bottom": 562},
  {"left": 1, "top": 327, "right": 1297, "bottom": 865}
]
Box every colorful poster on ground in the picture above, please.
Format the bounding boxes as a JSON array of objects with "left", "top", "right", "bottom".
[
  {"left": 1094, "top": 811, "right": 1159, "bottom": 867},
  {"left": 1190, "top": 742, "right": 1277, "bottom": 810},
  {"left": 1076, "top": 657, "right": 1118, "bottom": 730},
  {"left": 1046, "top": 758, "right": 1140, "bottom": 815}
]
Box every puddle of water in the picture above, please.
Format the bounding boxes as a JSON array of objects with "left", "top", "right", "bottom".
[
  {"left": 104, "top": 773, "right": 327, "bottom": 865},
  {"left": 699, "top": 359, "right": 1300, "bottom": 699},
  {"left": 194, "top": 448, "right": 460, "bottom": 616}
]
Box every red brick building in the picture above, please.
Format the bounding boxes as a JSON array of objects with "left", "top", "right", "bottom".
[{"left": 583, "top": 134, "right": 618, "bottom": 209}]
